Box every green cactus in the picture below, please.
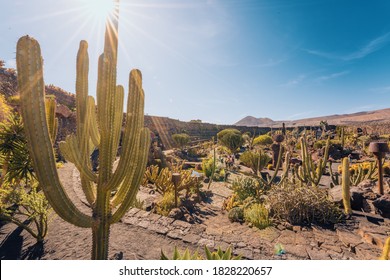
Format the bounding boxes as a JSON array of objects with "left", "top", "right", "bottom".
[
  {"left": 342, "top": 157, "right": 352, "bottom": 215},
  {"left": 161, "top": 246, "right": 242, "bottom": 260},
  {"left": 44, "top": 96, "right": 58, "bottom": 143},
  {"left": 328, "top": 161, "right": 340, "bottom": 186},
  {"left": 341, "top": 127, "right": 345, "bottom": 149},
  {"left": 295, "top": 134, "right": 330, "bottom": 187},
  {"left": 16, "top": 0, "right": 151, "bottom": 259},
  {"left": 380, "top": 237, "right": 390, "bottom": 260}
]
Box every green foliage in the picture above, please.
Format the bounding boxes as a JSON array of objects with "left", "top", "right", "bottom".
[
  {"left": 155, "top": 191, "right": 178, "bottom": 216},
  {"left": 243, "top": 203, "right": 271, "bottom": 229},
  {"left": 161, "top": 246, "right": 241, "bottom": 260},
  {"left": 0, "top": 95, "right": 12, "bottom": 122},
  {"left": 267, "top": 182, "right": 343, "bottom": 225},
  {"left": 253, "top": 134, "right": 273, "bottom": 146},
  {"left": 172, "top": 133, "right": 190, "bottom": 149},
  {"left": 217, "top": 129, "right": 243, "bottom": 153},
  {"left": 0, "top": 182, "right": 51, "bottom": 242},
  {"left": 232, "top": 177, "right": 265, "bottom": 201},
  {"left": 0, "top": 112, "right": 35, "bottom": 185},
  {"left": 143, "top": 165, "right": 201, "bottom": 196},
  {"left": 239, "top": 150, "right": 271, "bottom": 174},
  {"left": 202, "top": 157, "right": 215, "bottom": 178}
]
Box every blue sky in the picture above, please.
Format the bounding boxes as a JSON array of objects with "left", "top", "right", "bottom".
[{"left": 1, "top": 0, "right": 390, "bottom": 124}]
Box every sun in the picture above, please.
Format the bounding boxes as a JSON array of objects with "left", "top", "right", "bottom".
[{"left": 80, "top": 0, "right": 117, "bottom": 21}]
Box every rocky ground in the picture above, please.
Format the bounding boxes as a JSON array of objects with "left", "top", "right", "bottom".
[{"left": 0, "top": 163, "right": 389, "bottom": 260}]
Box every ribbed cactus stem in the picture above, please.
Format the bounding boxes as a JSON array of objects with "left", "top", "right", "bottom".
[
  {"left": 17, "top": 0, "right": 151, "bottom": 260},
  {"left": 45, "top": 97, "right": 58, "bottom": 143},
  {"left": 380, "top": 237, "right": 390, "bottom": 260},
  {"left": 17, "top": 36, "right": 93, "bottom": 228},
  {"left": 342, "top": 157, "right": 352, "bottom": 215}
]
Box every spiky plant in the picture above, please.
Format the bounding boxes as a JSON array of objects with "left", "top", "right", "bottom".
[
  {"left": 16, "top": 0, "right": 150, "bottom": 259},
  {"left": 341, "top": 157, "right": 352, "bottom": 216}
]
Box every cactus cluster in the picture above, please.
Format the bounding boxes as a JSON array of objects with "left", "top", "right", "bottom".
[
  {"left": 17, "top": 0, "right": 151, "bottom": 259},
  {"left": 294, "top": 134, "right": 330, "bottom": 187}
]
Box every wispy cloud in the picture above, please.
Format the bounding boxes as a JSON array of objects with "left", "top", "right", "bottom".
[
  {"left": 315, "top": 70, "right": 350, "bottom": 82},
  {"left": 305, "top": 32, "right": 390, "bottom": 61},
  {"left": 370, "top": 86, "right": 390, "bottom": 94},
  {"left": 279, "top": 74, "right": 306, "bottom": 87}
]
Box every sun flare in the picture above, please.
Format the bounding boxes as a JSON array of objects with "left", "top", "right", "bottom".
[{"left": 80, "top": 0, "right": 116, "bottom": 21}]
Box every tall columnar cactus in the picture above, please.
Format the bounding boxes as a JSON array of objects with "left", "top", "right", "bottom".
[
  {"left": 380, "top": 237, "right": 390, "bottom": 260},
  {"left": 295, "top": 133, "right": 330, "bottom": 187},
  {"left": 341, "top": 157, "right": 352, "bottom": 215},
  {"left": 16, "top": 0, "right": 150, "bottom": 259}
]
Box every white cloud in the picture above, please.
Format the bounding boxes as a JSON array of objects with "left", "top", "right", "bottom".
[
  {"left": 315, "top": 70, "right": 350, "bottom": 82},
  {"left": 305, "top": 32, "right": 390, "bottom": 61}
]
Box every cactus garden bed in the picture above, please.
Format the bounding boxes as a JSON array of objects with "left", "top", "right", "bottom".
[{"left": 1, "top": 162, "right": 389, "bottom": 260}]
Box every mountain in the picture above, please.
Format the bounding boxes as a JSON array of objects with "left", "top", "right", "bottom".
[
  {"left": 235, "top": 108, "right": 390, "bottom": 127},
  {"left": 234, "top": 116, "right": 275, "bottom": 127}
]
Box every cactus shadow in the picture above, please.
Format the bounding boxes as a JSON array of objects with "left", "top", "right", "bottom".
[
  {"left": 0, "top": 224, "right": 24, "bottom": 259},
  {"left": 20, "top": 241, "right": 45, "bottom": 260}
]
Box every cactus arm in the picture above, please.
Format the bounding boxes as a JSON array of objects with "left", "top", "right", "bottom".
[
  {"left": 112, "top": 85, "right": 124, "bottom": 160},
  {"left": 88, "top": 96, "right": 100, "bottom": 146},
  {"left": 96, "top": 53, "right": 117, "bottom": 183},
  {"left": 110, "top": 128, "right": 150, "bottom": 223},
  {"left": 110, "top": 129, "right": 150, "bottom": 206},
  {"left": 278, "top": 151, "right": 290, "bottom": 185},
  {"left": 328, "top": 161, "right": 340, "bottom": 185},
  {"left": 380, "top": 237, "right": 390, "bottom": 260},
  {"left": 81, "top": 176, "right": 96, "bottom": 206},
  {"left": 76, "top": 40, "right": 90, "bottom": 157},
  {"left": 106, "top": 70, "right": 145, "bottom": 191},
  {"left": 17, "top": 36, "right": 93, "bottom": 228},
  {"left": 59, "top": 135, "right": 97, "bottom": 182},
  {"left": 342, "top": 157, "right": 352, "bottom": 215},
  {"left": 321, "top": 137, "right": 330, "bottom": 170},
  {"left": 45, "top": 97, "right": 57, "bottom": 142}
]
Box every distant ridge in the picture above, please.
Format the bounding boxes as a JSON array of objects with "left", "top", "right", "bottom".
[{"left": 234, "top": 108, "right": 390, "bottom": 127}]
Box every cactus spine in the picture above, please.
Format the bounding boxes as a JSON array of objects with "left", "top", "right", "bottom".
[
  {"left": 17, "top": 0, "right": 151, "bottom": 259},
  {"left": 342, "top": 157, "right": 352, "bottom": 215}
]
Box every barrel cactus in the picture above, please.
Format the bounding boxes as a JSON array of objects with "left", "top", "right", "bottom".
[{"left": 16, "top": 0, "right": 150, "bottom": 259}]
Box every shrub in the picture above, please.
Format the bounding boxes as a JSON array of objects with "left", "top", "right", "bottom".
[
  {"left": 217, "top": 129, "right": 243, "bottom": 153},
  {"left": 228, "top": 207, "right": 244, "bottom": 222},
  {"left": 243, "top": 203, "right": 271, "bottom": 229},
  {"left": 0, "top": 182, "right": 51, "bottom": 242},
  {"left": 172, "top": 133, "right": 190, "bottom": 149},
  {"left": 253, "top": 134, "right": 273, "bottom": 146},
  {"left": 232, "top": 177, "right": 264, "bottom": 201},
  {"left": 267, "top": 182, "right": 343, "bottom": 225},
  {"left": 239, "top": 150, "right": 270, "bottom": 174},
  {"left": 155, "top": 191, "right": 178, "bottom": 216}
]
